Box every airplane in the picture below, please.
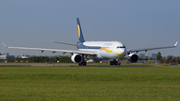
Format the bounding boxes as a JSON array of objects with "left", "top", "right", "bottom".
[{"left": 2, "top": 18, "right": 178, "bottom": 66}]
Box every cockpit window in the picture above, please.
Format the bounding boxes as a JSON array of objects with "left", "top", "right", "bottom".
[{"left": 117, "top": 46, "right": 126, "bottom": 48}]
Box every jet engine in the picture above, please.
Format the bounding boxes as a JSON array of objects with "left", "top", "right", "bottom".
[
  {"left": 127, "top": 53, "right": 138, "bottom": 63},
  {"left": 71, "top": 54, "right": 82, "bottom": 63}
]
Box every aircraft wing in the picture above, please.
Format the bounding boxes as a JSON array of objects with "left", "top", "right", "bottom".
[
  {"left": 50, "top": 41, "right": 78, "bottom": 46},
  {"left": 128, "top": 42, "right": 178, "bottom": 53},
  {"left": 1, "top": 43, "right": 98, "bottom": 55}
]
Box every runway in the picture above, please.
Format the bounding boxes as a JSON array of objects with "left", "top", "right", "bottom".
[
  {"left": 0, "top": 63, "right": 164, "bottom": 67},
  {"left": 29, "top": 64, "right": 163, "bottom": 67}
]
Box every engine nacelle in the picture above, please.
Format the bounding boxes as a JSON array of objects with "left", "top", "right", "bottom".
[
  {"left": 71, "top": 54, "right": 82, "bottom": 63},
  {"left": 128, "top": 53, "right": 139, "bottom": 63}
]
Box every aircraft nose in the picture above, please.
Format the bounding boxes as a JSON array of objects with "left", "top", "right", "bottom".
[
  {"left": 122, "top": 48, "right": 127, "bottom": 55},
  {"left": 117, "top": 48, "right": 127, "bottom": 57},
  {"left": 123, "top": 48, "right": 127, "bottom": 54}
]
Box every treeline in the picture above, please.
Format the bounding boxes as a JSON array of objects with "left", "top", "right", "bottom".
[
  {"left": 7, "top": 56, "right": 73, "bottom": 63},
  {"left": 156, "top": 52, "right": 180, "bottom": 64},
  {"left": 138, "top": 57, "right": 180, "bottom": 64},
  {"left": 159, "top": 56, "right": 180, "bottom": 64}
]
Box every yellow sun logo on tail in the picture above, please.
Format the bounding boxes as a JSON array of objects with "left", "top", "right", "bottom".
[{"left": 77, "top": 25, "right": 80, "bottom": 38}]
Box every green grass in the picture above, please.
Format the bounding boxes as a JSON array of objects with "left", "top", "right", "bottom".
[{"left": 0, "top": 65, "right": 180, "bottom": 101}]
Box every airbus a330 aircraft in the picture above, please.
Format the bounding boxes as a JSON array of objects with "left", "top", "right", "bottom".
[{"left": 2, "top": 18, "right": 178, "bottom": 66}]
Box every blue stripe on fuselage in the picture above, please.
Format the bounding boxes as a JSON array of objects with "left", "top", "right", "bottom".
[{"left": 77, "top": 42, "right": 101, "bottom": 49}]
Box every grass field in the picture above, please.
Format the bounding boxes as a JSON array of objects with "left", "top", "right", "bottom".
[{"left": 0, "top": 64, "right": 180, "bottom": 101}]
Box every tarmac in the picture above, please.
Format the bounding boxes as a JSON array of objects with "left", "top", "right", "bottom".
[
  {"left": 0, "top": 63, "right": 165, "bottom": 67},
  {"left": 29, "top": 64, "right": 163, "bottom": 67}
]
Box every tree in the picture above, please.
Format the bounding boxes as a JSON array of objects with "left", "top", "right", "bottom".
[
  {"left": 159, "top": 59, "right": 164, "bottom": 64},
  {"left": 156, "top": 52, "right": 162, "bottom": 60},
  {"left": 176, "top": 58, "right": 180, "bottom": 64},
  {"left": 164, "top": 56, "right": 173, "bottom": 64}
]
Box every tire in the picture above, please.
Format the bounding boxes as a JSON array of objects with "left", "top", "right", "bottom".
[
  {"left": 114, "top": 61, "right": 118, "bottom": 65},
  {"left": 110, "top": 61, "right": 114, "bottom": 65},
  {"left": 82, "top": 62, "right": 86, "bottom": 66},
  {"left": 79, "top": 62, "right": 82, "bottom": 66}
]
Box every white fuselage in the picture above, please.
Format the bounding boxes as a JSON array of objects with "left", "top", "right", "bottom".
[{"left": 78, "top": 41, "right": 127, "bottom": 60}]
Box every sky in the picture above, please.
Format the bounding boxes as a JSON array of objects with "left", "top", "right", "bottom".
[{"left": 0, "top": 0, "right": 180, "bottom": 57}]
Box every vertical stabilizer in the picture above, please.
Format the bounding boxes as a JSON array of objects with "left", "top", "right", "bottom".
[{"left": 77, "top": 18, "right": 85, "bottom": 42}]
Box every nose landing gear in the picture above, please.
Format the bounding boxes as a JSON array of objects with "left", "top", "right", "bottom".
[{"left": 110, "top": 59, "right": 121, "bottom": 66}]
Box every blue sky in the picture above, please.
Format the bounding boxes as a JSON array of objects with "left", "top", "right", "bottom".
[{"left": 0, "top": 0, "right": 179, "bottom": 56}]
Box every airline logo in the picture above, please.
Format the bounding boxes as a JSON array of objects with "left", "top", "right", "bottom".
[
  {"left": 100, "top": 47, "right": 126, "bottom": 56},
  {"left": 100, "top": 48, "right": 113, "bottom": 53},
  {"left": 77, "top": 25, "right": 80, "bottom": 38}
]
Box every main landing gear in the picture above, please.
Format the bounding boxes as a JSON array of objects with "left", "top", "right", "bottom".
[
  {"left": 79, "top": 62, "right": 86, "bottom": 66},
  {"left": 79, "top": 54, "right": 87, "bottom": 66},
  {"left": 110, "top": 59, "right": 121, "bottom": 66}
]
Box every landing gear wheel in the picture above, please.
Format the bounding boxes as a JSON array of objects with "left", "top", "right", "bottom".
[
  {"left": 110, "top": 59, "right": 121, "bottom": 66},
  {"left": 110, "top": 61, "right": 114, "bottom": 65},
  {"left": 79, "top": 62, "right": 86, "bottom": 66},
  {"left": 82, "top": 62, "right": 86, "bottom": 66},
  {"left": 78, "top": 54, "right": 87, "bottom": 66},
  {"left": 118, "top": 62, "right": 121, "bottom": 66},
  {"left": 79, "top": 62, "right": 82, "bottom": 66}
]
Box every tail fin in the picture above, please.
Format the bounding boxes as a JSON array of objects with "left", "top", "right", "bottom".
[{"left": 77, "top": 18, "right": 85, "bottom": 42}]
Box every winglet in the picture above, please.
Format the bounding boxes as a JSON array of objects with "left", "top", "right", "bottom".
[
  {"left": 1, "top": 42, "right": 8, "bottom": 48},
  {"left": 174, "top": 42, "right": 178, "bottom": 47}
]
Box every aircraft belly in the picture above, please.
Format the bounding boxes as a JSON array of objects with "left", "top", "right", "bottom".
[
  {"left": 99, "top": 51, "right": 121, "bottom": 59},
  {"left": 95, "top": 50, "right": 122, "bottom": 59}
]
